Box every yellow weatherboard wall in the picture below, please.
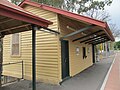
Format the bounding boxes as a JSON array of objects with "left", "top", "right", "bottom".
[
  {"left": 58, "top": 15, "right": 93, "bottom": 77},
  {"left": 69, "top": 41, "right": 93, "bottom": 76},
  {"left": 3, "top": 4, "right": 93, "bottom": 85},
  {"left": 3, "top": 5, "right": 61, "bottom": 84}
]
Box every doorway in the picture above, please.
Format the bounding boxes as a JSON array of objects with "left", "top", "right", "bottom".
[
  {"left": 61, "top": 40, "right": 70, "bottom": 79},
  {"left": 92, "top": 44, "right": 95, "bottom": 63}
]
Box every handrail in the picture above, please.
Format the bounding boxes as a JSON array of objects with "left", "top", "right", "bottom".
[
  {"left": 2, "top": 61, "right": 24, "bottom": 79},
  {"left": 3, "top": 61, "right": 22, "bottom": 66}
]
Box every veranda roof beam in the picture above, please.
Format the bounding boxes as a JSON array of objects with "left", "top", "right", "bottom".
[
  {"left": 93, "top": 39, "right": 109, "bottom": 45},
  {"left": 60, "top": 24, "right": 95, "bottom": 40},
  {"left": 85, "top": 36, "right": 107, "bottom": 44},
  {"left": 85, "top": 35, "right": 107, "bottom": 44},
  {"left": 80, "top": 34, "right": 106, "bottom": 43},
  {"left": 72, "top": 30, "right": 103, "bottom": 42},
  {"left": 88, "top": 38, "right": 108, "bottom": 44},
  {"left": 0, "top": 18, "right": 13, "bottom": 25},
  {"left": 0, "top": 24, "right": 31, "bottom": 32},
  {"left": 88, "top": 38, "right": 107, "bottom": 44}
]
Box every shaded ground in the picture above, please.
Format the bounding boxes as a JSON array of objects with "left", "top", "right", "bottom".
[{"left": 0, "top": 55, "right": 114, "bottom": 90}]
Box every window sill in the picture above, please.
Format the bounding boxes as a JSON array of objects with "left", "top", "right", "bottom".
[{"left": 10, "top": 55, "right": 21, "bottom": 58}]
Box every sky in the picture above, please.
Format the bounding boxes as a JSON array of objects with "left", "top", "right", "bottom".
[
  {"left": 105, "top": 0, "right": 120, "bottom": 41},
  {"left": 105, "top": 0, "right": 120, "bottom": 27}
]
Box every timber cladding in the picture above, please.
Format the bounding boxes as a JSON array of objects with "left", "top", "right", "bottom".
[
  {"left": 58, "top": 15, "right": 93, "bottom": 76},
  {"left": 3, "top": 5, "right": 60, "bottom": 84},
  {"left": 69, "top": 41, "right": 93, "bottom": 76},
  {"left": 3, "top": 4, "right": 93, "bottom": 84}
]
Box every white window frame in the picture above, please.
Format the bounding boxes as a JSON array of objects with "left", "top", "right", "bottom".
[{"left": 10, "top": 33, "right": 21, "bottom": 57}]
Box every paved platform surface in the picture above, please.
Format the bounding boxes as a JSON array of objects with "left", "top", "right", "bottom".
[
  {"left": 104, "top": 52, "right": 120, "bottom": 90},
  {"left": 0, "top": 55, "right": 114, "bottom": 90}
]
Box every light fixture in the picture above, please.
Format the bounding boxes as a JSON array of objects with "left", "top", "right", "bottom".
[
  {"left": 81, "top": 32, "right": 87, "bottom": 36},
  {"left": 67, "top": 26, "right": 87, "bottom": 35},
  {"left": 66, "top": 26, "right": 76, "bottom": 31},
  {"left": 94, "top": 34, "right": 97, "bottom": 37}
]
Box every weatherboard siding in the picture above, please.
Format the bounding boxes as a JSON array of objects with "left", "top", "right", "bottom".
[
  {"left": 23, "top": 5, "right": 58, "bottom": 31},
  {"left": 3, "top": 4, "right": 93, "bottom": 84},
  {"left": 3, "top": 5, "right": 60, "bottom": 84},
  {"left": 58, "top": 15, "right": 93, "bottom": 76},
  {"left": 69, "top": 41, "right": 93, "bottom": 76}
]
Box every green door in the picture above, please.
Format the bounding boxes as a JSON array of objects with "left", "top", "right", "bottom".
[
  {"left": 92, "top": 44, "right": 95, "bottom": 63},
  {"left": 61, "top": 40, "right": 69, "bottom": 79}
]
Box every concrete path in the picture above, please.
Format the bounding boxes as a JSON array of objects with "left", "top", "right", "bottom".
[
  {"left": 61, "top": 56, "right": 114, "bottom": 90},
  {"left": 0, "top": 55, "right": 114, "bottom": 90}
]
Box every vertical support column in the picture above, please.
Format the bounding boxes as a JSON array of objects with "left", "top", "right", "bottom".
[
  {"left": 105, "top": 42, "right": 108, "bottom": 59},
  {"left": 92, "top": 44, "right": 95, "bottom": 63},
  {"left": 103, "top": 43, "right": 104, "bottom": 52},
  {"left": 22, "top": 61, "right": 24, "bottom": 79},
  {"left": 32, "top": 25, "right": 36, "bottom": 90},
  {"left": 0, "top": 39, "right": 3, "bottom": 87}
]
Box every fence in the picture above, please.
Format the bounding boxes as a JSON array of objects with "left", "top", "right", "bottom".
[{"left": 1, "top": 61, "right": 24, "bottom": 85}]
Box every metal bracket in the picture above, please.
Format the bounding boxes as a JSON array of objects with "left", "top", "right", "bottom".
[
  {"left": 72, "top": 30, "right": 103, "bottom": 42},
  {"left": 39, "top": 27, "right": 60, "bottom": 34},
  {"left": 60, "top": 24, "right": 95, "bottom": 40}
]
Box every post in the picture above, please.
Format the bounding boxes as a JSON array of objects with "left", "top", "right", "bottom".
[
  {"left": 92, "top": 44, "right": 95, "bottom": 63},
  {"left": 22, "top": 61, "right": 24, "bottom": 79},
  {"left": 105, "top": 42, "right": 108, "bottom": 59},
  {"left": 0, "top": 39, "right": 3, "bottom": 87},
  {"left": 32, "top": 25, "right": 36, "bottom": 90}
]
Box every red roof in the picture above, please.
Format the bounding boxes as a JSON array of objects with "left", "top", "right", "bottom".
[
  {"left": 19, "top": 0, "right": 115, "bottom": 41},
  {"left": 0, "top": 0, "right": 52, "bottom": 27}
]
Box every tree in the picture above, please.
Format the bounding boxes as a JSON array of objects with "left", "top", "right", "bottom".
[
  {"left": 10, "top": 0, "right": 112, "bottom": 14},
  {"left": 109, "top": 23, "right": 120, "bottom": 38},
  {"left": 10, "top": 0, "right": 64, "bottom": 7},
  {"left": 83, "top": 9, "right": 111, "bottom": 21},
  {"left": 31, "top": 0, "right": 64, "bottom": 8},
  {"left": 114, "top": 41, "right": 120, "bottom": 50},
  {"left": 11, "top": 0, "right": 23, "bottom": 5},
  {"left": 62, "top": 0, "right": 112, "bottom": 14}
]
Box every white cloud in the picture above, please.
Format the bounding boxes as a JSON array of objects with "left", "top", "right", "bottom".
[{"left": 105, "top": 0, "right": 120, "bottom": 27}]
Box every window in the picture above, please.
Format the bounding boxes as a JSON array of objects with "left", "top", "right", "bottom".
[
  {"left": 82, "top": 47, "right": 87, "bottom": 59},
  {"left": 87, "top": 47, "right": 90, "bottom": 53},
  {"left": 11, "top": 33, "right": 20, "bottom": 56},
  {"left": 76, "top": 47, "right": 80, "bottom": 55}
]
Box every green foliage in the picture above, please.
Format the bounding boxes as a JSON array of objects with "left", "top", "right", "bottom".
[
  {"left": 64, "top": 0, "right": 112, "bottom": 14},
  {"left": 11, "top": 0, "right": 64, "bottom": 8},
  {"left": 31, "top": 0, "right": 64, "bottom": 8},
  {"left": 11, "top": 0, "right": 23, "bottom": 5},
  {"left": 10, "top": 0, "right": 112, "bottom": 14},
  {"left": 114, "top": 41, "right": 120, "bottom": 50}
]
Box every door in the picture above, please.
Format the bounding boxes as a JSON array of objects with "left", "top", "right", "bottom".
[
  {"left": 82, "top": 47, "right": 87, "bottom": 59},
  {"left": 61, "top": 40, "right": 69, "bottom": 79},
  {"left": 92, "top": 44, "right": 95, "bottom": 63}
]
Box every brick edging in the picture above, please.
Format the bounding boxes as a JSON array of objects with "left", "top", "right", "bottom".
[{"left": 100, "top": 53, "right": 117, "bottom": 90}]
